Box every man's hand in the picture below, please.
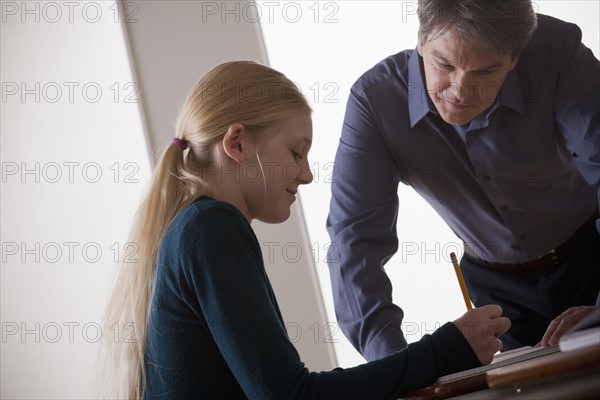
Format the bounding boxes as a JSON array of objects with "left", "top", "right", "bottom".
[
  {"left": 452, "top": 305, "right": 511, "bottom": 365},
  {"left": 538, "top": 306, "right": 600, "bottom": 347}
]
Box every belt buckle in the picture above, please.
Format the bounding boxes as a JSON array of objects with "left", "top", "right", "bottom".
[
  {"left": 547, "top": 248, "right": 559, "bottom": 263},
  {"left": 523, "top": 248, "right": 559, "bottom": 271}
]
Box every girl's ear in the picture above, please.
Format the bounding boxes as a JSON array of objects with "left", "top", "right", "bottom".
[{"left": 222, "top": 123, "right": 247, "bottom": 163}]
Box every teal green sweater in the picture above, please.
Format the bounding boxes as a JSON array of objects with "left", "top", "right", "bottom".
[{"left": 144, "top": 197, "right": 480, "bottom": 399}]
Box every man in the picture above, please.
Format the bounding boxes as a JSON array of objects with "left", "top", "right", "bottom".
[{"left": 326, "top": 0, "right": 599, "bottom": 361}]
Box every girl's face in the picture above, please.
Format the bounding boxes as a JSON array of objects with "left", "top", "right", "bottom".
[{"left": 246, "top": 112, "right": 314, "bottom": 224}]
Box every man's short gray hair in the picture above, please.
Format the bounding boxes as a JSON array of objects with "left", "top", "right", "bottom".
[{"left": 417, "top": 0, "right": 538, "bottom": 59}]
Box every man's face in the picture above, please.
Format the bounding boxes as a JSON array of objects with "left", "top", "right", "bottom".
[{"left": 418, "top": 27, "right": 517, "bottom": 125}]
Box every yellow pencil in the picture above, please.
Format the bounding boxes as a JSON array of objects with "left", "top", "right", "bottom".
[{"left": 450, "top": 252, "right": 473, "bottom": 310}]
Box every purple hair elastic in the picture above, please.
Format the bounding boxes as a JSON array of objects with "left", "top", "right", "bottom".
[{"left": 172, "top": 137, "right": 188, "bottom": 150}]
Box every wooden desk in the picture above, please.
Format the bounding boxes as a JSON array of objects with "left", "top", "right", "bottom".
[{"left": 402, "top": 345, "right": 600, "bottom": 400}]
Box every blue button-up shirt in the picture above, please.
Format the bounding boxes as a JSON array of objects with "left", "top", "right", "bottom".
[{"left": 326, "top": 14, "right": 599, "bottom": 361}]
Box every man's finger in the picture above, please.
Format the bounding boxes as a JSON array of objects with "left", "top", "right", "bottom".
[{"left": 540, "top": 318, "right": 561, "bottom": 346}]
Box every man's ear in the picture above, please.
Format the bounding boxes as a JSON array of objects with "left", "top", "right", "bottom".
[{"left": 222, "top": 123, "right": 246, "bottom": 163}]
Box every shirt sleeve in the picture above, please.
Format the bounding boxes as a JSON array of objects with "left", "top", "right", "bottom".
[
  {"left": 181, "top": 206, "right": 480, "bottom": 399},
  {"left": 326, "top": 85, "right": 409, "bottom": 362},
  {"left": 552, "top": 22, "right": 600, "bottom": 232}
]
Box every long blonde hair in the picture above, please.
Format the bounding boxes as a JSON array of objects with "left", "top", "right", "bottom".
[{"left": 99, "top": 61, "right": 310, "bottom": 399}]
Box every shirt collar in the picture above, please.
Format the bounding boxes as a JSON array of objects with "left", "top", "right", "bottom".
[{"left": 408, "top": 48, "right": 437, "bottom": 128}]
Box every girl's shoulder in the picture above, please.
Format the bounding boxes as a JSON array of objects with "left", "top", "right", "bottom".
[{"left": 166, "top": 196, "right": 254, "bottom": 247}]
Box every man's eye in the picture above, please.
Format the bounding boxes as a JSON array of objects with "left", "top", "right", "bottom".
[
  {"left": 437, "top": 62, "right": 453, "bottom": 70},
  {"left": 292, "top": 150, "right": 302, "bottom": 160}
]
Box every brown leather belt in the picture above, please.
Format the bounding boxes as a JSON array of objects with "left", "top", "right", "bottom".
[{"left": 464, "top": 213, "right": 598, "bottom": 274}]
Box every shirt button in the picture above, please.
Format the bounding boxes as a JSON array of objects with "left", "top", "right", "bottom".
[
  {"left": 519, "top": 233, "right": 527, "bottom": 240},
  {"left": 483, "top": 175, "right": 492, "bottom": 182},
  {"left": 500, "top": 206, "right": 510, "bottom": 212},
  {"left": 510, "top": 243, "right": 521, "bottom": 251}
]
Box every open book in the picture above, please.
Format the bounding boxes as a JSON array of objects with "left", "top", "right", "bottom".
[
  {"left": 436, "top": 344, "right": 560, "bottom": 384},
  {"left": 558, "top": 309, "right": 600, "bottom": 352},
  {"left": 405, "top": 314, "right": 600, "bottom": 399}
]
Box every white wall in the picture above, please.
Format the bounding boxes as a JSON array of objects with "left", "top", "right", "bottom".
[
  {"left": 1, "top": 2, "right": 151, "bottom": 397},
  {"left": 258, "top": 0, "right": 600, "bottom": 367}
]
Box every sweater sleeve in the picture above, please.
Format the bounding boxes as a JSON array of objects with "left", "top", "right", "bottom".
[{"left": 179, "top": 205, "right": 480, "bottom": 399}]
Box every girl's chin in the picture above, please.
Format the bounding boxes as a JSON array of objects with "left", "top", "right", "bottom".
[{"left": 257, "top": 209, "right": 292, "bottom": 224}]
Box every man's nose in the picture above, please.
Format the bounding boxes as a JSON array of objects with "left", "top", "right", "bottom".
[{"left": 448, "top": 74, "right": 476, "bottom": 102}]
